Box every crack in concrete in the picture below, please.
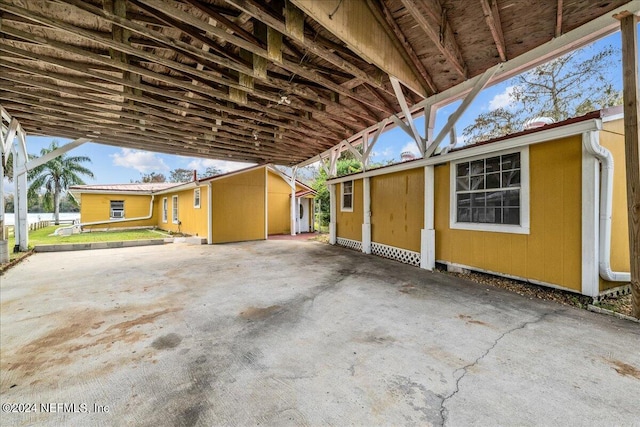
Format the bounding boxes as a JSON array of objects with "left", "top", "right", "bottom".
[{"left": 438, "top": 310, "right": 558, "bottom": 426}]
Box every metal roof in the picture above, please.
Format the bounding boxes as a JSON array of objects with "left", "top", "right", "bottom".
[{"left": 0, "top": 0, "right": 635, "bottom": 165}]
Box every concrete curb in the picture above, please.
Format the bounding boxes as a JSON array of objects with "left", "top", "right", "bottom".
[
  {"left": 588, "top": 304, "right": 640, "bottom": 323},
  {"left": 34, "top": 239, "right": 166, "bottom": 253}
]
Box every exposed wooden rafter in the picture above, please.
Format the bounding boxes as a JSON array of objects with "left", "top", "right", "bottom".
[
  {"left": 556, "top": 0, "right": 564, "bottom": 37},
  {"left": 480, "top": 0, "right": 507, "bottom": 62},
  {"left": 399, "top": 0, "right": 468, "bottom": 78}
]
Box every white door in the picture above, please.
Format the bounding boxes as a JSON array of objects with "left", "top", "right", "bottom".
[{"left": 299, "top": 199, "right": 310, "bottom": 233}]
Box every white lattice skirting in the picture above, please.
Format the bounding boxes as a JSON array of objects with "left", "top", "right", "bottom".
[
  {"left": 336, "top": 237, "right": 362, "bottom": 251},
  {"left": 371, "top": 242, "right": 421, "bottom": 267}
]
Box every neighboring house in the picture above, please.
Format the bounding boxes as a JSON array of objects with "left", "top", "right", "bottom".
[
  {"left": 327, "top": 108, "right": 630, "bottom": 298},
  {"left": 69, "top": 165, "right": 315, "bottom": 244}
]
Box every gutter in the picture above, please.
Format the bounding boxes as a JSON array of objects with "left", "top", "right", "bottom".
[
  {"left": 55, "top": 195, "right": 156, "bottom": 234},
  {"left": 584, "top": 131, "right": 630, "bottom": 282}
]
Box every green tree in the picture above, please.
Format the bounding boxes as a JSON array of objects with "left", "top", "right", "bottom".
[
  {"left": 133, "top": 172, "right": 166, "bottom": 183},
  {"left": 27, "top": 141, "right": 94, "bottom": 225},
  {"left": 463, "top": 45, "right": 621, "bottom": 144},
  {"left": 312, "top": 157, "right": 364, "bottom": 227},
  {"left": 169, "top": 168, "right": 193, "bottom": 182},
  {"left": 203, "top": 166, "right": 222, "bottom": 177}
]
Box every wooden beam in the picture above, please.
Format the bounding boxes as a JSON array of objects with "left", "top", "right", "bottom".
[
  {"left": 616, "top": 11, "right": 640, "bottom": 318},
  {"left": 399, "top": 0, "right": 467, "bottom": 78},
  {"left": 133, "top": 0, "right": 392, "bottom": 114},
  {"left": 366, "top": 0, "right": 437, "bottom": 95},
  {"left": 556, "top": 0, "right": 564, "bottom": 38},
  {"left": 226, "top": 0, "right": 390, "bottom": 91},
  {"left": 288, "top": 0, "right": 428, "bottom": 96},
  {"left": 480, "top": 0, "right": 507, "bottom": 61},
  {"left": 0, "top": 25, "right": 342, "bottom": 135},
  {"left": 0, "top": 92, "right": 307, "bottom": 153}
]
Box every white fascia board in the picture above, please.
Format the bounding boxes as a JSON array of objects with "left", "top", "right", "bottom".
[
  {"left": 299, "top": 1, "right": 638, "bottom": 170},
  {"left": 326, "top": 118, "right": 602, "bottom": 184},
  {"left": 68, "top": 189, "right": 157, "bottom": 196}
]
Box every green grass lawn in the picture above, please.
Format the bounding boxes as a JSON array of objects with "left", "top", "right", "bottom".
[{"left": 5, "top": 227, "right": 168, "bottom": 262}]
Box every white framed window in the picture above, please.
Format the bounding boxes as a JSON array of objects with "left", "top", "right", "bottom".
[
  {"left": 194, "top": 188, "right": 201, "bottom": 208},
  {"left": 162, "top": 197, "right": 168, "bottom": 223},
  {"left": 341, "top": 180, "right": 353, "bottom": 212},
  {"left": 172, "top": 195, "right": 179, "bottom": 224},
  {"left": 110, "top": 200, "right": 124, "bottom": 219},
  {"left": 450, "top": 147, "right": 530, "bottom": 234}
]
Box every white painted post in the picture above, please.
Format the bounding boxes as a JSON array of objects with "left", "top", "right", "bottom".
[
  {"left": 208, "top": 183, "right": 213, "bottom": 244},
  {"left": 420, "top": 165, "right": 436, "bottom": 270},
  {"left": 290, "top": 166, "right": 297, "bottom": 236},
  {"left": 13, "top": 129, "right": 29, "bottom": 251},
  {"left": 329, "top": 183, "right": 336, "bottom": 244},
  {"left": 362, "top": 177, "right": 371, "bottom": 254}
]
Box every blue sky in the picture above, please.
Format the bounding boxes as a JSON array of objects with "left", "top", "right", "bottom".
[{"left": 3, "top": 30, "right": 631, "bottom": 192}]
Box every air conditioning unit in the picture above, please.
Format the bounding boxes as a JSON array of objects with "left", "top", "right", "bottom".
[{"left": 111, "top": 210, "right": 124, "bottom": 219}]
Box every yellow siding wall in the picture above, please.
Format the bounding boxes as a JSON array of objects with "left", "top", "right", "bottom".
[
  {"left": 336, "top": 179, "right": 363, "bottom": 241},
  {"left": 435, "top": 137, "right": 583, "bottom": 291},
  {"left": 211, "top": 167, "right": 266, "bottom": 243},
  {"left": 600, "top": 119, "right": 631, "bottom": 290},
  {"left": 80, "top": 193, "right": 157, "bottom": 229},
  {"left": 371, "top": 169, "right": 424, "bottom": 252},
  {"left": 156, "top": 186, "right": 209, "bottom": 237},
  {"left": 268, "top": 170, "right": 291, "bottom": 235}
]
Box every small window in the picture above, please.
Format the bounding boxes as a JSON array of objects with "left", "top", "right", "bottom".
[
  {"left": 162, "top": 197, "right": 168, "bottom": 223},
  {"left": 451, "top": 148, "right": 529, "bottom": 234},
  {"left": 341, "top": 181, "right": 353, "bottom": 212},
  {"left": 172, "top": 195, "right": 179, "bottom": 224},
  {"left": 110, "top": 200, "right": 124, "bottom": 219},
  {"left": 194, "top": 188, "right": 201, "bottom": 208}
]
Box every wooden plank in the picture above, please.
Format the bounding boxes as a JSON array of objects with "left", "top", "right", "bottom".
[
  {"left": 556, "top": 0, "right": 564, "bottom": 37},
  {"left": 480, "top": 0, "right": 507, "bottom": 61},
  {"left": 288, "top": 0, "right": 427, "bottom": 96},
  {"left": 617, "top": 11, "right": 640, "bottom": 318},
  {"left": 285, "top": 0, "right": 305, "bottom": 41},
  {"left": 399, "top": 0, "right": 467, "bottom": 78},
  {"left": 368, "top": 0, "right": 437, "bottom": 95}
]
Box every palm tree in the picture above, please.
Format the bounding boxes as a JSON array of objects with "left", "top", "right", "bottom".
[{"left": 28, "top": 141, "right": 94, "bottom": 225}]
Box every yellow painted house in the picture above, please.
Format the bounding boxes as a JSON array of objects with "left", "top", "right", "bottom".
[
  {"left": 327, "top": 108, "right": 630, "bottom": 298},
  {"left": 69, "top": 165, "right": 315, "bottom": 244}
]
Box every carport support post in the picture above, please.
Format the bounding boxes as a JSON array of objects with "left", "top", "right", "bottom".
[
  {"left": 13, "top": 129, "right": 28, "bottom": 251},
  {"left": 329, "top": 183, "right": 336, "bottom": 244},
  {"left": 290, "top": 166, "right": 298, "bottom": 235},
  {"left": 362, "top": 177, "right": 371, "bottom": 254},
  {"left": 617, "top": 11, "right": 640, "bottom": 318},
  {"left": 420, "top": 165, "right": 435, "bottom": 270}
]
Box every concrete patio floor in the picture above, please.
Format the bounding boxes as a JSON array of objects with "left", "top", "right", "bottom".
[{"left": 1, "top": 241, "right": 638, "bottom": 426}]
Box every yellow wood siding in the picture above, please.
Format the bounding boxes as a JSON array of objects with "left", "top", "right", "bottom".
[
  {"left": 80, "top": 193, "right": 157, "bottom": 229},
  {"left": 267, "top": 170, "right": 303, "bottom": 235},
  {"left": 211, "top": 167, "right": 266, "bottom": 243},
  {"left": 336, "top": 179, "right": 363, "bottom": 241},
  {"left": 371, "top": 169, "right": 424, "bottom": 252},
  {"left": 156, "top": 186, "right": 209, "bottom": 237},
  {"left": 435, "top": 136, "right": 583, "bottom": 291},
  {"left": 600, "top": 119, "right": 631, "bottom": 290}
]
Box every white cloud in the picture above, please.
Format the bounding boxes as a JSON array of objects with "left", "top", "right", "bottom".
[
  {"left": 400, "top": 141, "right": 421, "bottom": 157},
  {"left": 185, "top": 158, "right": 253, "bottom": 175},
  {"left": 489, "top": 85, "right": 517, "bottom": 110},
  {"left": 110, "top": 149, "right": 169, "bottom": 173}
]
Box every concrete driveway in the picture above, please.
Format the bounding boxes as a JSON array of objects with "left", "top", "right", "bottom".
[{"left": 1, "top": 241, "right": 638, "bottom": 426}]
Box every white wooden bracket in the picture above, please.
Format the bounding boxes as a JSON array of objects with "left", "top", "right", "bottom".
[
  {"left": 390, "top": 76, "right": 425, "bottom": 154},
  {"left": 425, "top": 63, "right": 502, "bottom": 157}
]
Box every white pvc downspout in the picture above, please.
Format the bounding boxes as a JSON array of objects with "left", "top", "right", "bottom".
[
  {"left": 55, "top": 195, "right": 156, "bottom": 234},
  {"left": 584, "top": 131, "right": 631, "bottom": 282}
]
